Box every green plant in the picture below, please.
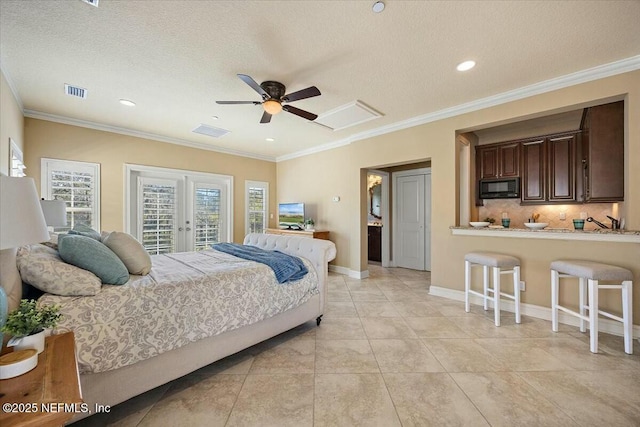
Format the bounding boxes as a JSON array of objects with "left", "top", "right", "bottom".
[
  {"left": 305, "top": 218, "right": 315, "bottom": 225},
  {"left": 1, "top": 299, "right": 61, "bottom": 337}
]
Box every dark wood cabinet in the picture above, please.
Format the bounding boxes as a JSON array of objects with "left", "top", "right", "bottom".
[
  {"left": 581, "top": 101, "right": 624, "bottom": 202},
  {"left": 547, "top": 132, "right": 578, "bottom": 202},
  {"left": 521, "top": 138, "right": 546, "bottom": 203},
  {"left": 476, "top": 143, "right": 519, "bottom": 179},
  {"left": 368, "top": 225, "right": 381, "bottom": 262}
]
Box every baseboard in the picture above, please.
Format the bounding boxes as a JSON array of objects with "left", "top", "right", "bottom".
[
  {"left": 329, "top": 265, "right": 368, "bottom": 279},
  {"left": 429, "top": 285, "right": 640, "bottom": 339}
]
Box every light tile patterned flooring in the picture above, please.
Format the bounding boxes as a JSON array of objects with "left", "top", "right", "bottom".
[{"left": 76, "top": 265, "right": 640, "bottom": 426}]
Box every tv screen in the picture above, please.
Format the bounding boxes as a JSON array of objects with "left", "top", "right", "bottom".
[{"left": 278, "top": 203, "right": 304, "bottom": 229}]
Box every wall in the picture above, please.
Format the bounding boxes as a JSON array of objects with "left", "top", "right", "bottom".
[
  {"left": 0, "top": 70, "right": 24, "bottom": 176},
  {"left": 24, "top": 119, "right": 277, "bottom": 243},
  {"left": 277, "top": 70, "right": 640, "bottom": 322}
]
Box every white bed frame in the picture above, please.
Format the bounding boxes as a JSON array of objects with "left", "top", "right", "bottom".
[{"left": 0, "top": 233, "right": 336, "bottom": 423}]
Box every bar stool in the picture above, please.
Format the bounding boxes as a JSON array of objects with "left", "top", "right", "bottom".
[
  {"left": 464, "top": 252, "right": 521, "bottom": 326},
  {"left": 551, "top": 260, "right": 633, "bottom": 354}
]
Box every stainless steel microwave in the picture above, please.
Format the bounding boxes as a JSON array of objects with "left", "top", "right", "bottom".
[{"left": 479, "top": 177, "right": 520, "bottom": 199}]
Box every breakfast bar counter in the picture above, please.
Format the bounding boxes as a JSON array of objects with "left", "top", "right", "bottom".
[{"left": 450, "top": 226, "right": 640, "bottom": 243}]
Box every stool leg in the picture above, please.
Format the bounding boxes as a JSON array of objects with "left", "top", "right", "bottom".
[
  {"left": 579, "top": 277, "right": 587, "bottom": 333},
  {"left": 513, "top": 266, "right": 521, "bottom": 324},
  {"left": 493, "top": 266, "right": 501, "bottom": 327},
  {"left": 551, "top": 269, "right": 559, "bottom": 333},
  {"left": 588, "top": 279, "right": 599, "bottom": 354},
  {"left": 483, "top": 265, "right": 489, "bottom": 311},
  {"left": 622, "top": 280, "right": 633, "bottom": 355},
  {"left": 464, "top": 260, "right": 471, "bottom": 313}
]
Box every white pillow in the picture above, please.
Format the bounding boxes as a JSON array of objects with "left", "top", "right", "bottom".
[
  {"left": 102, "top": 231, "right": 152, "bottom": 275},
  {"left": 17, "top": 244, "right": 102, "bottom": 296}
]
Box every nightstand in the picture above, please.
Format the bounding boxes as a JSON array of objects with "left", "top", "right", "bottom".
[{"left": 0, "top": 332, "right": 82, "bottom": 427}]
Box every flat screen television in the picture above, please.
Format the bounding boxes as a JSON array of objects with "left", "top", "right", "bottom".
[{"left": 278, "top": 202, "right": 304, "bottom": 229}]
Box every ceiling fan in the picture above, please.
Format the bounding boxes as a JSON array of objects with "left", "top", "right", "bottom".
[{"left": 216, "top": 74, "right": 321, "bottom": 124}]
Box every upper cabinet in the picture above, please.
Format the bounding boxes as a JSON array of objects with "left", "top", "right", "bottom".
[
  {"left": 581, "top": 101, "right": 624, "bottom": 202},
  {"left": 474, "top": 100, "right": 624, "bottom": 205},
  {"left": 477, "top": 143, "right": 520, "bottom": 179}
]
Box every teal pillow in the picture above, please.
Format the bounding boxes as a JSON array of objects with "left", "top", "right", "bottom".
[
  {"left": 58, "top": 234, "right": 130, "bottom": 285},
  {"left": 68, "top": 224, "right": 101, "bottom": 241}
]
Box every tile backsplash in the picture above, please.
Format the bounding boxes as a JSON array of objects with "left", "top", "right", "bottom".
[{"left": 478, "top": 199, "right": 619, "bottom": 230}]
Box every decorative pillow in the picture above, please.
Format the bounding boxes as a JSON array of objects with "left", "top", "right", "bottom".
[
  {"left": 68, "top": 223, "right": 101, "bottom": 241},
  {"left": 102, "top": 231, "right": 152, "bottom": 275},
  {"left": 58, "top": 234, "right": 130, "bottom": 285},
  {"left": 16, "top": 244, "right": 101, "bottom": 296}
]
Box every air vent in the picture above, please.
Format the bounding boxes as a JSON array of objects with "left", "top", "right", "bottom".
[
  {"left": 64, "top": 84, "right": 87, "bottom": 99},
  {"left": 80, "top": 0, "right": 99, "bottom": 7},
  {"left": 192, "top": 124, "right": 230, "bottom": 138}
]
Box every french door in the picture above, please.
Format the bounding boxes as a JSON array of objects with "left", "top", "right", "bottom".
[{"left": 127, "top": 165, "right": 231, "bottom": 254}]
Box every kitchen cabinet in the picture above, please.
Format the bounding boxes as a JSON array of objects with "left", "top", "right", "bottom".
[
  {"left": 547, "top": 132, "right": 578, "bottom": 202},
  {"left": 476, "top": 143, "right": 519, "bottom": 179},
  {"left": 581, "top": 101, "right": 624, "bottom": 202},
  {"left": 521, "top": 138, "right": 546, "bottom": 203}
]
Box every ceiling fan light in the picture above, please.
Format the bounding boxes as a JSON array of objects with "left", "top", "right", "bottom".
[{"left": 263, "top": 100, "right": 282, "bottom": 115}]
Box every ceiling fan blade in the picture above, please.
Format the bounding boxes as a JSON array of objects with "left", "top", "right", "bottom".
[
  {"left": 260, "top": 111, "right": 272, "bottom": 124},
  {"left": 215, "top": 100, "right": 260, "bottom": 104},
  {"left": 237, "top": 74, "right": 269, "bottom": 99},
  {"left": 282, "top": 86, "right": 321, "bottom": 103},
  {"left": 282, "top": 105, "right": 318, "bottom": 121}
]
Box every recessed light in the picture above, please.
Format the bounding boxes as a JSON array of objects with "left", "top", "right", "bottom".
[
  {"left": 372, "top": 1, "right": 385, "bottom": 13},
  {"left": 265, "top": 138, "right": 275, "bottom": 142},
  {"left": 456, "top": 60, "right": 476, "bottom": 72},
  {"left": 119, "top": 99, "right": 136, "bottom": 107}
]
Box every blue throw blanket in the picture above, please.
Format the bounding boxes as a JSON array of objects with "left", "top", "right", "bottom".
[{"left": 212, "top": 243, "right": 308, "bottom": 284}]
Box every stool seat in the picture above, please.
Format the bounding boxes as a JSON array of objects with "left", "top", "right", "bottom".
[
  {"left": 550, "top": 260, "right": 632, "bottom": 281},
  {"left": 465, "top": 252, "right": 520, "bottom": 269}
]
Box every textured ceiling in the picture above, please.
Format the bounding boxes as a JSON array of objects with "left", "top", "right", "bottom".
[{"left": 1, "top": 1, "right": 639, "bottom": 161}]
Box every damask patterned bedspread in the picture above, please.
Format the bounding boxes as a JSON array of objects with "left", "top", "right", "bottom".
[{"left": 39, "top": 249, "right": 318, "bottom": 374}]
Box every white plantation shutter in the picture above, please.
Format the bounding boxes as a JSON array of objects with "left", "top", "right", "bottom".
[
  {"left": 193, "top": 184, "right": 222, "bottom": 251},
  {"left": 42, "top": 159, "right": 100, "bottom": 232},
  {"left": 138, "top": 177, "right": 178, "bottom": 255},
  {"left": 246, "top": 181, "right": 268, "bottom": 235}
]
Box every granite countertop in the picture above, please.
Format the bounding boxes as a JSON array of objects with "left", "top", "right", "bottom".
[{"left": 450, "top": 226, "right": 640, "bottom": 242}]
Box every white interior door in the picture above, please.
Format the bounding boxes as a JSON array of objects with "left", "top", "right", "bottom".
[{"left": 394, "top": 169, "right": 431, "bottom": 271}]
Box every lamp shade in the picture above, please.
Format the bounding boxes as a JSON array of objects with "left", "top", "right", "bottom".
[
  {"left": 0, "top": 176, "right": 49, "bottom": 250},
  {"left": 40, "top": 199, "right": 67, "bottom": 227}
]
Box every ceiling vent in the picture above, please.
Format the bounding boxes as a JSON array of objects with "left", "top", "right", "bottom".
[
  {"left": 64, "top": 84, "right": 87, "bottom": 99},
  {"left": 192, "top": 124, "right": 230, "bottom": 139},
  {"left": 80, "top": 0, "right": 99, "bottom": 7},
  {"left": 315, "top": 100, "right": 382, "bottom": 131}
]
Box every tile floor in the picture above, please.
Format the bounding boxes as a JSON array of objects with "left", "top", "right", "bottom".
[{"left": 75, "top": 265, "right": 640, "bottom": 426}]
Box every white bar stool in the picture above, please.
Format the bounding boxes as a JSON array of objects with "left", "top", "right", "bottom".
[
  {"left": 464, "top": 252, "right": 521, "bottom": 326},
  {"left": 551, "top": 259, "right": 633, "bottom": 354}
]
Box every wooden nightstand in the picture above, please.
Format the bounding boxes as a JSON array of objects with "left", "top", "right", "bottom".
[{"left": 0, "top": 332, "right": 82, "bottom": 427}]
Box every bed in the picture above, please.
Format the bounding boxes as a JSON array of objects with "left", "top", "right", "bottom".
[{"left": 2, "top": 233, "right": 336, "bottom": 422}]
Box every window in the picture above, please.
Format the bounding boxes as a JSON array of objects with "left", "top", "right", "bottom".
[
  {"left": 245, "top": 181, "right": 269, "bottom": 235},
  {"left": 9, "top": 139, "right": 26, "bottom": 177},
  {"left": 41, "top": 158, "right": 100, "bottom": 232}
]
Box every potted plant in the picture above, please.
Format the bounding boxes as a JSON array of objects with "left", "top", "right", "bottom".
[
  {"left": 305, "top": 218, "right": 315, "bottom": 231},
  {"left": 2, "top": 299, "right": 61, "bottom": 354}
]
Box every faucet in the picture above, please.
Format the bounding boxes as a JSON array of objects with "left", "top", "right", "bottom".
[{"left": 607, "top": 216, "right": 620, "bottom": 230}]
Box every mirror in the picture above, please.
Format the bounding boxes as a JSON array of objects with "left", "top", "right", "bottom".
[{"left": 369, "top": 183, "right": 382, "bottom": 219}]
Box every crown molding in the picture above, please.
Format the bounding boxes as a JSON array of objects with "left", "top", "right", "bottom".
[
  {"left": 0, "top": 62, "right": 24, "bottom": 112},
  {"left": 279, "top": 55, "right": 640, "bottom": 162},
  {"left": 23, "top": 110, "right": 276, "bottom": 162}
]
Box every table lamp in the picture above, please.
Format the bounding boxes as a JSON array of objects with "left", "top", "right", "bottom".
[{"left": 0, "top": 175, "right": 50, "bottom": 348}]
